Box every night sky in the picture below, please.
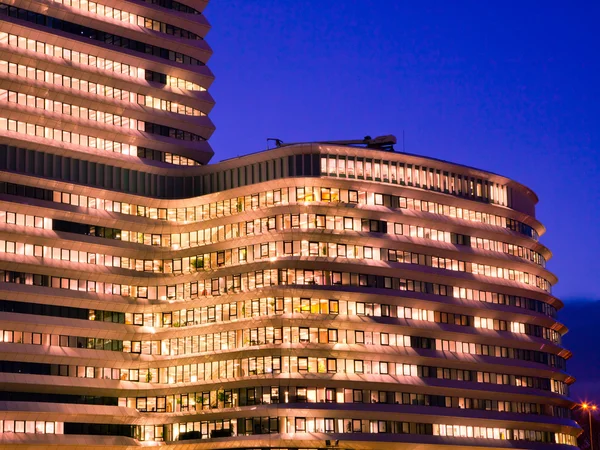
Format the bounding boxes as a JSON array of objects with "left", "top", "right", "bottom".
[{"left": 204, "top": 1, "right": 599, "bottom": 398}]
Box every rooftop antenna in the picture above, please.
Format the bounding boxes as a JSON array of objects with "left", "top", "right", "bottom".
[{"left": 403, "top": 130, "right": 405, "bottom": 152}]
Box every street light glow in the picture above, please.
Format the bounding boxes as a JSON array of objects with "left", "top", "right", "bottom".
[{"left": 580, "top": 403, "right": 598, "bottom": 450}]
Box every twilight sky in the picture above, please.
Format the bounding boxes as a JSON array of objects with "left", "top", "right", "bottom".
[{"left": 205, "top": 1, "right": 599, "bottom": 302}]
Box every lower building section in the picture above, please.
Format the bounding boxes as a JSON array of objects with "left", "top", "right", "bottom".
[{"left": 0, "top": 144, "right": 579, "bottom": 449}]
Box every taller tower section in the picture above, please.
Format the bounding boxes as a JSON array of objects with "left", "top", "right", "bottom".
[{"left": 0, "top": 0, "right": 215, "bottom": 167}]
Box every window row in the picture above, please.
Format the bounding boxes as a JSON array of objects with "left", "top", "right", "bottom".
[
  {"left": 0, "top": 296, "right": 558, "bottom": 343},
  {"left": 320, "top": 154, "right": 509, "bottom": 207},
  {"left": 2, "top": 117, "right": 206, "bottom": 146},
  {"left": 0, "top": 295, "right": 559, "bottom": 347},
  {"left": 44, "top": 181, "right": 542, "bottom": 266},
  {"left": 144, "top": 69, "right": 205, "bottom": 91},
  {"left": 0, "top": 390, "right": 116, "bottom": 406},
  {"left": 398, "top": 196, "right": 538, "bottom": 240},
  {"left": 0, "top": 210, "right": 51, "bottom": 229},
  {"left": 0, "top": 356, "right": 569, "bottom": 397},
  {"left": 0, "top": 5, "right": 205, "bottom": 65},
  {"left": 137, "top": 148, "right": 200, "bottom": 166},
  {"left": 435, "top": 424, "right": 574, "bottom": 445},
  {"left": 51, "top": 0, "right": 204, "bottom": 40},
  {"left": 144, "top": 121, "right": 206, "bottom": 141},
  {"left": 0, "top": 173, "right": 563, "bottom": 322},
  {"left": 0, "top": 324, "right": 557, "bottom": 363},
  {"left": 390, "top": 222, "right": 545, "bottom": 268},
  {"left": 45, "top": 179, "right": 536, "bottom": 245},
  {"left": 396, "top": 305, "right": 558, "bottom": 343},
  {"left": 0, "top": 33, "right": 143, "bottom": 77},
  {"left": 142, "top": 95, "right": 205, "bottom": 116},
  {"left": 0, "top": 115, "right": 142, "bottom": 155},
  {"left": 388, "top": 248, "right": 548, "bottom": 289},
  {"left": 0, "top": 299, "right": 125, "bottom": 323},
  {"left": 0, "top": 267, "right": 560, "bottom": 344},
  {"left": 0, "top": 420, "right": 62, "bottom": 434},
  {"left": 0, "top": 385, "right": 569, "bottom": 420},
  {"left": 0, "top": 57, "right": 204, "bottom": 116},
  {"left": 48, "top": 207, "right": 545, "bottom": 272},
  {"left": 298, "top": 186, "right": 539, "bottom": 241},
  {"left": 120, "top": 385, "right": 569, "bottom": 418},
  {"left": 11, "top": 227, "right": 549, "bottom": 294},
  {"left": 0, "top": 329, "right": 122, "bottom": 351},
  {"left": 0, "top": 88, "right": 145, "bottom": 130},
  {"left": 1, "top": 87, "right": 204, "bottom": 133},
  {"left": 132, "top": 417, "right": 576, "bottom": 445}
]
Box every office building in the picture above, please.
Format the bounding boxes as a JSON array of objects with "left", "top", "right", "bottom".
[{"left": 0, "top": 0, "right": 578, "bottom": 448}]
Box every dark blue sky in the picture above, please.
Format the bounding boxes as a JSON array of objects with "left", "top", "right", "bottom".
[{"left": 205, "top": 0, "right": 599, "bottom": 302}]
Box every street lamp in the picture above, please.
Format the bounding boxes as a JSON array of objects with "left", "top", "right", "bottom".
[{"left": 582, "top": 403, "right": 598, "bottom": 450}]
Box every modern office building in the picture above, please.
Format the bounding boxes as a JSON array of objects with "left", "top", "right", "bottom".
[{"left": 0, "top": 0, "right": 579, "bottom": 449}]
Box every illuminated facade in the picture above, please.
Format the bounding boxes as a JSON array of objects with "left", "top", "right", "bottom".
[{"left": 0, "top": 0, "right": 579, "bottom": 449}]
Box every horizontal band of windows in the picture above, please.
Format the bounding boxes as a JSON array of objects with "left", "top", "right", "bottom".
[
  {"left": 0, "top": 183, "right": 553, "bottom": 306},
  {"left": 145, "top": 70, "right": 205, "bottom": 90},
  {"left": 2, "top": 117, "right": 206, "bottom": 152},
  {"left": 0, "top": 117, "right": 148, "bottom": 158},
  {"left": 145, "top": 418, "right": 577, "bottom": 444},
  {"left": 0, "top": 115, "right": 206, "bottom": 146},
  {"left": 0, "top": 148, "right": 542, "bottom": 237},
  {"left": 52, "top": 0, "right": 204, "bottom": 40},
  {"left": 138, "top": 148, "right": 200, "bottom": 166},
  {"left": 122, "top": 385, "right": 571, "bottom": 418},
  {"left": 21, "top": 225, "right": 553, "bottom": 296},
  {"left": 63, "top": 422, "right": 133, "bottom": 437},
  {"left": 397, "top": 195, "right": 538, "bottom": 240},
  {"left": 0, "top": 4, "right": 205, "bottom": 66},
  {"left": 0, "top": 298, "right": 121, "bottom": 322},
  {"left": 47, "top": 203, "right": 544, "bottom": 270},
  {"left": 1, "top": 88, "right": 144, "bottom": 131},
  {"left": 0, "top": 420, "right": 61, "bottom": 434},
  {"left": 0, "top": 323, "right": 558, "bottom": 360},
  {"left": 0, "top": 260, "right": 553, "bottom": 317},
  {"left": 321, "top": 154, "right": 510, "bottom": 208},
  {"left": 144, "top": 121, "right": 206, "bottom": 141},
  {"left": 45, "top": 215, "right": 549, "bottom": 292},
  {"left": 0, "top": 33, "right": 143, "bottom": 77},
  {"left": 0, "top": 297, "right": 560, "bottom": 347},
  {"left": 1, "top": 31, "right": 204, "bottom": 90},
  {"left": 0, "top": 82, "right": 205, "bottom": 121},
  {"left": 0, "top": 58, "right": 205, "bottom": 115},
  {"left": 48, "top": 168, "right": 537, "bottom": 243},
  {"left": 1, "top": 418, "right": 571, "bottom": 444},
  {"left": 0, "top": 356, "right": 569, "bottom": 394},
  {"left": 0, "top": 329, "right": 123, "bottom": 351},
  {"left": 0, "top": 190, "right": 558, "bottom": 321},
  {"left": 0, "top": 271, "right": 570, "bottom": 371},
  {"left": 0, "top": 387, "right": 571, "bottom": 420},
  {"left": 0, "top": 295, "right": 557, "bottom": 340},
  {"left": 0, "top": 232, "right": 556, "bottom": 317}
]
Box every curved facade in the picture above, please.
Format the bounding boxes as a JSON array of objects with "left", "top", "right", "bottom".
[{"left": 0, "top": 0, "right": 579, "bottom": 449}]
